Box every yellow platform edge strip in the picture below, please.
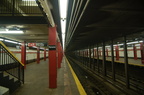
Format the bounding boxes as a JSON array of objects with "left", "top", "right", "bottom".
[
  {"left": 0, "top": 41, "right": 24, "bottom": 66},
  {"left": 65, "top": 57, "right": 87, "bottom": 95}
]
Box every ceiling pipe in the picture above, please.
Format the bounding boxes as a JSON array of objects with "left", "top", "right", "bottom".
[
  {"left": 38, "top": 0, "right": 55, "bottom": 27},
  {"left": 66, "top": 0, "right": 90, "bottom": 47},
  {"left": 69, "top": 0, "right": 83, "bottom": 35},
  {"left": 68, "top": 0, "right": 81, "bottom": 37},
  {"left": 65, "top": 0, "right": 76, "bottom": 42}
]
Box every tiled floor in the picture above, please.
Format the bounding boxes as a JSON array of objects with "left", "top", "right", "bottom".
[{"left": 12, "top": 58, "right": 80, "bottom": 95}]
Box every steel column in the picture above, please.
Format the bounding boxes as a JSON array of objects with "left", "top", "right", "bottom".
[
  {"left": 37, "top": 47, "right": 40, "bottom": 64},
  {"left": 115, "top": 45, "right": 119, "bottom": 60},
  {"left": 97, "top": 44, "right": 100, "bottom": 73},
  {"left": 124, "top": 36, "right": 129, "bottom": 88},
  {"left": 92, "top": 45, "right": 95, "bottom": 70},
  {"left": 102, "top": 42, "right": 106, "bottom": 76},
  {"left": 87, "top": 49, "right": 89, "bottom": 67},
  {"left": 89, "top": 45, "right": 92, "bottom": 68},
  {"left": 140, "top": 42, "right": 144, "bottom": 64},
  {"left": 48, "top": 27, "right": 57, "bottom": 88},
  {"left": 106, "top": 48, "right": 109, "bottom": 57},
  {"left": 111, "top": 40, "right": 115, "bottom": 81},
  {"left": 44, "top": 48, "right": 46, "bottom": 61},
  {"left": 21, "top": 41, "right": 26, "bottom": 69},
  {"left": 133, "top": 44, "right": 137, "bottom": 60}
]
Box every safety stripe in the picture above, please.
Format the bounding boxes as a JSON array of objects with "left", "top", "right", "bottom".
[
  {"left": 0, "top": 41, "right": 24, "bottom": 66},
  {"left": 65, "top": 57, "right": 87, "bottom": 95}
]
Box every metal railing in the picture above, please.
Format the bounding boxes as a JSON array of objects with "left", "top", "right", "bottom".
[
  {"left": 0, "top": 0, "right": 42, "bottom": 16},
  {"left": 0, "top": 41, "right": 24, "bottom": 83}
]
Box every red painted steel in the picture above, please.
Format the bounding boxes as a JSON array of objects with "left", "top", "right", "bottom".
[
  {"left": 21, "top": 42, "right": 26, "bottom": 69},
  {"left": 115, "top": 45, "right": 119, "bottom": 60},
  {"left": 48, "top": 27, "right": 57, "bottom": 88},
  {"left": 44, "top": 48, "right": 46, "bottom": 61},
  {"left": 37, "top": 47, "right": 40, "bottom": 64},
  {"left": 133, "top": 44, "right": 137, "bottom": 60}
]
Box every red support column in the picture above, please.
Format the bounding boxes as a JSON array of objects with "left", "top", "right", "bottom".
[
  {"left": 48, "top": 27, "right": 57, "bottom": 88},
  {"left": 140, "top": 43, "right": 144, "bottom": 64},
  {"left": 44, "top": 48, "right": 46, "bottom": 61},
  {"left": 21, "top": 42, "right": 26, "bottom": 69},
  {"left": 37, "top": 47, "right": 40, "bottom": 64},
  {"left": 106, "top": 48, "right": 109, "bottom": 57},
  {"left": 115, "top": 45, "right": 119, "bottom": 60},
  {"left": 133, "top": 44, "right": 137, "bottom": 60}
]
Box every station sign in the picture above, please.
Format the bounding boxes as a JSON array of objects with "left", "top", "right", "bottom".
[
  {"left": 28, "top": 43, "right": 36, "bottom": 47},
  {"left": 28, "top": 43, "right": 44, "bottom": 47}
]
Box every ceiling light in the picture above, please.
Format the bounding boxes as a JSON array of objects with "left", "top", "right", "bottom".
[
  {"left": 59, "top": 0, "right": 68, "bottom": 48},
  {"left": 0, "top": 30, "right": 23, "bottom": 34}
]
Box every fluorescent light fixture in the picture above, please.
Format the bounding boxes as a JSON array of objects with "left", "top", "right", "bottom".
[
  {"left": 139, "top": 41, "right": 143, "bottom": 43},
  {"left": 59, "top": 0, "right": 68, "bottom": 18},
  {"left": 0, "top": 38, "right": 3, "bottom": 41},
  {"left": 0, "top": 30, "right": 23, "bottom": 34},
  {"left": 5, "top": 40, "right": 18, "bottom": 44},
  {"left": 59, "top": 0, "right": 68, "bottom": 48}
]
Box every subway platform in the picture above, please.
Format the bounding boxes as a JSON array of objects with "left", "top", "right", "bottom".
[{"left": 12, "top": 57, "right": 85, "bottom": 95}]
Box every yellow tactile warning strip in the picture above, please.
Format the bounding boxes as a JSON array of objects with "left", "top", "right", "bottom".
[
  {"left": 0, "top": 41, "right": 24, "bottom": 66},
  {"left": 65, "top": 57, "right": 87, "bottom": 95}
]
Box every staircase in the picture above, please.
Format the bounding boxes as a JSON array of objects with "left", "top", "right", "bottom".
[{"left": 0, "top": 41, "right": 24, "bottom": 94}]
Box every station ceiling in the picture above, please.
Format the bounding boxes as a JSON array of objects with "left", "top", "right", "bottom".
[
  {"left": 0, "top": 0, "right": 61, "bottom": 46},
  {"left": 65, "top": 0, "right": 144, "bottom": 51},
  {"left": 0, "top": 0, "right": 144, "bottom": 51}
]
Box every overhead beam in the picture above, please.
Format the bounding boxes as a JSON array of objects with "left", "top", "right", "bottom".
[{"left": 0, "top": 16, "right": 47, "bottom": 24}]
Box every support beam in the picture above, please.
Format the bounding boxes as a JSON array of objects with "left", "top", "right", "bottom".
[
  {"left": 102, "top": 42, "right": 106, "bottom": 76},
  {"left": 44, "top": 48, "right": 46, "bottom": 61},
  {"left": 133, "top": 44, "right": 137, "bottom": 60},
  {"left": 48, "top": 26, "right": 57, "bottom": 88},
  {"left": 115, "top": 45, "right": 119, "bottom": 60},
  {"left": 124, "top": 36, "right": 129, "bottom": 88},
  {"left": 92, "top": 45, "right": 95, "bottom": 70},
  {"left": 37, "top": 47, "right": 40, "bottom": 64},
  {"left": 21, "top": 41, "right": 26, "bottom": 69},
  {"left": 97, "top": 44, "right": 100, "bottom": 73},
  {"left": 89, "top": 45, "right": 92, "bottom": 68},
  {"left": 111, "top": 40, "right": 115, "bottom": 81},
  {"left": 140, "top": 42, "right": 144, "bottom": 64}
]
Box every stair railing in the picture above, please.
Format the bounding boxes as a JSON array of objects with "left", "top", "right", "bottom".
[{"left": 0, "top": 41, "right": 24, "bottom": 83}]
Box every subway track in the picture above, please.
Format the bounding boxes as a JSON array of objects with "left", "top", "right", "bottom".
[{"left": 66, "top": 55, "right": 144, "bottom": 95}]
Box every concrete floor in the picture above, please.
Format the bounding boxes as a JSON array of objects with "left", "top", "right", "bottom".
[{"left": 12, "top": 59, "right": 80, "bottom": 95}]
